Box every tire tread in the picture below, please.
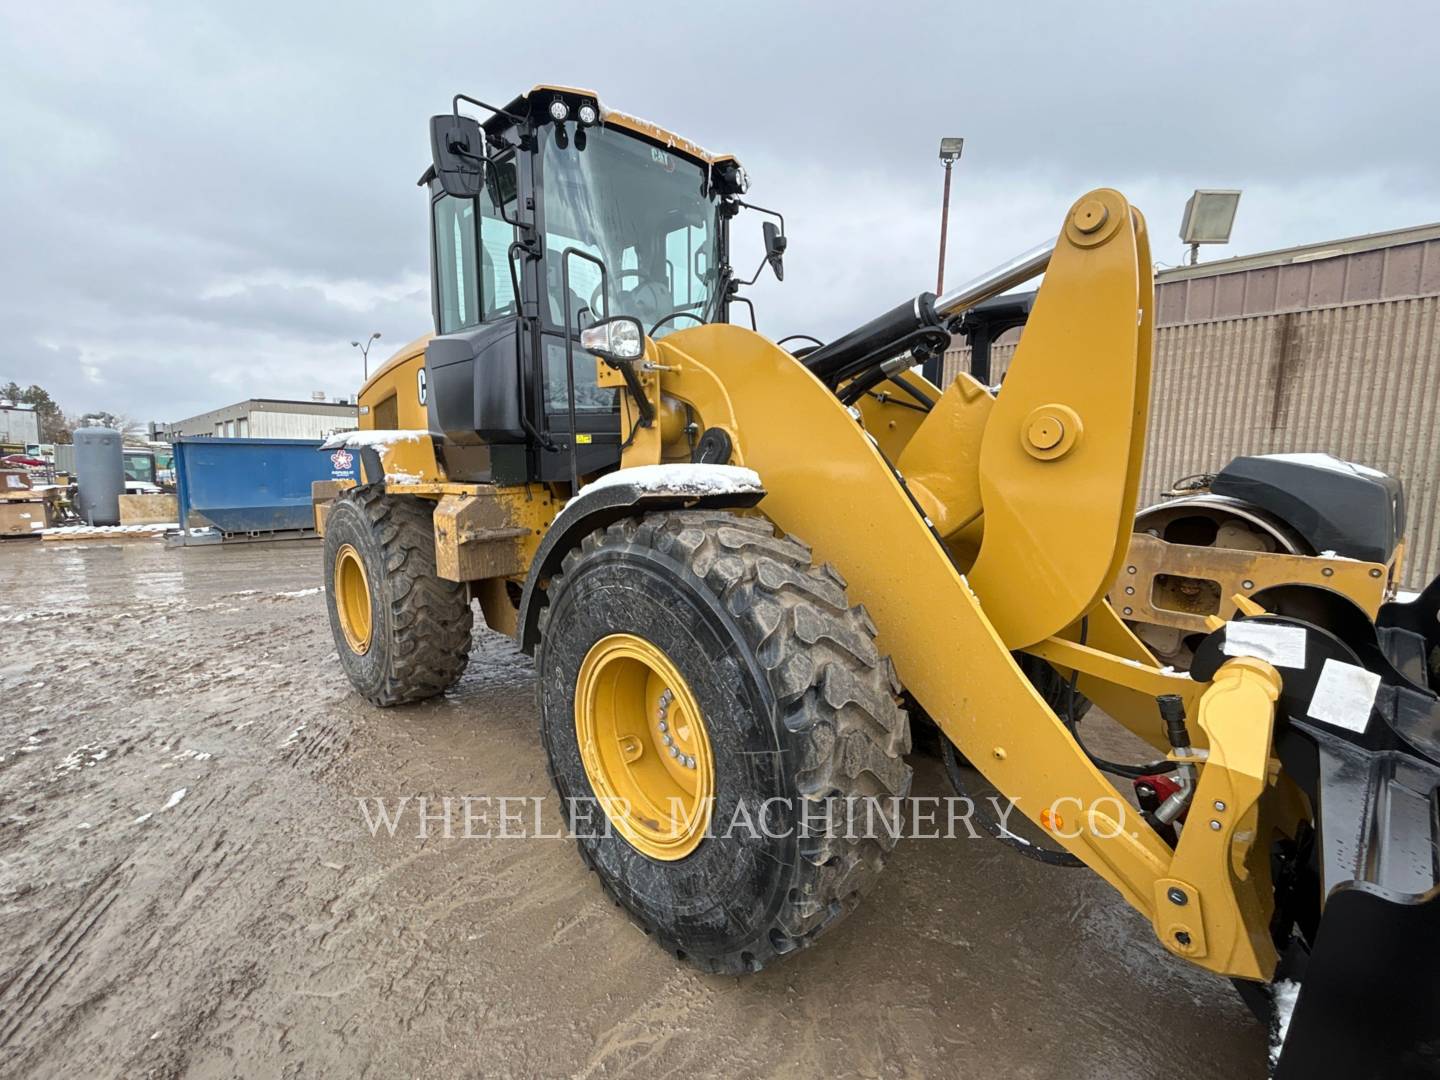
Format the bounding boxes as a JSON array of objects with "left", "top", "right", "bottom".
[{"left": 539, "top": 509, "right": 910, "bottom": 974}]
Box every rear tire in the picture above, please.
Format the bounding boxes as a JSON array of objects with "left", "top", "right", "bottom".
[
  {"left": 324, "top": 486, "right": 473, "bottom": 706},
  {"left": 537, "top": 510, "right": 911, "bottom": 974}
]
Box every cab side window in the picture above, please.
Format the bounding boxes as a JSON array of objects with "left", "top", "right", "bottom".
[
  {"left": 481, "top": 159, "right": 518, "bottom": 319},
  {"left": 433, "top": 195, "right": 478, "bottom": 334},
  {"left": 432, "top": 159, "right": 518, "bottom": 334}
]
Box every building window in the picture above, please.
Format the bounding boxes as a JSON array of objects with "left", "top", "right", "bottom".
[
  {"left": 237, "top": 417, "right": 248, "bottom": 437},
  {"left": 225, "top": 420, "right": 235, "bottom": 438},
  {"left": 215, "top": 422, "right": 224, "bottom": 437}
]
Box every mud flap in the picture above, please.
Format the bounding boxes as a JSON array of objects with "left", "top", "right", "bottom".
[{"left": 1272, "top": 732, "right": 1440, "bottom": 1079}]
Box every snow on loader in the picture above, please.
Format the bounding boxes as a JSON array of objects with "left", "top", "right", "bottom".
[{"left": 313, "top": 86, "right": 1440, "bottom": 1077}]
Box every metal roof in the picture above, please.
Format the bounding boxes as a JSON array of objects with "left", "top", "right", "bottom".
[{"left": 1158, "top": 221, "right": 1440, "bottom": 282}]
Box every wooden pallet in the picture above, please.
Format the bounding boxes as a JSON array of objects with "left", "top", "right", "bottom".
[{"left": 40, "top": 525, "right": 172, "bottom": 544}]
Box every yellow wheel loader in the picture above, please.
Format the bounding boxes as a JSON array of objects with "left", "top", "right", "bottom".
[{"left": 315, "top": 86, "right": 1440, "bottom": 1077}]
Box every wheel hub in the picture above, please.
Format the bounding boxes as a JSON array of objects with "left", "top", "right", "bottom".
[
  {"left": 574, "top": 634, "right": 714, "bottom": 860},
  {"left": 333, "top": 543, "right": 373, "bottom": 654}
]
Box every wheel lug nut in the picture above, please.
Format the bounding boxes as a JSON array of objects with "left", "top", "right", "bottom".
[
  {"left": 658, "top": 720, "right": 668, "bottom": 733},
  {"left": 662, "top": 734, "right": 673, "bottom": 747},
  {"left": 685, "top": 756, "right": 696, "bottom": 769},
  {"left": 669, "top": 745, "right": 679, "bottom": 758}
]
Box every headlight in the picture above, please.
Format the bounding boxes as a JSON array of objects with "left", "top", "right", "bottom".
[
  {"left": 577, "top": 103, "right": 598, "bottom": 125},
  {"left": 548, "top": 98, "right": 569, "bottom": 122},
  {"left": 580, "top": 317, "right": 644, "bottom": 361}
]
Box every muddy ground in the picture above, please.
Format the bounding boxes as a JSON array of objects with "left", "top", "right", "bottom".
[{"left": 0, "top": 538, "right": 1264, "bottom": 1078}]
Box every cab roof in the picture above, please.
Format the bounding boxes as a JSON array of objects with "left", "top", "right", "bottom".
[{"left": 491, "top": 84, "right": 741, "bottom": 173}]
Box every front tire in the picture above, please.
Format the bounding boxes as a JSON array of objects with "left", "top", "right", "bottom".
[
  {"left": 537, "top": 510, "right": 911, "bottom": 974},
  {"left": 323, "top": 486, "right": 473, "bottom": 706}
]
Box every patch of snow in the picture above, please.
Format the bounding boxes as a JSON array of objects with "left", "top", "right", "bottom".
[
  {"left": 42, "top": 522, "right": 175, "bottom": 536},
  {"left": 53, "top": 743, "right": 109, "bottom": 779},
  {"left": 574, "top": 464, "right": 762, "bottom": 504},
  {"left": 385, "top": 471, "right": 424, "bottom": 485},
  {"left": 600, "top": 107, "right": 715, "bottom": 160},
  {"left": 0, "top": 610, "right": 68, "bottom": 624},
  {"left": 77, "top": 822, "right": 92, "bottom": 830},
  {"left": 323, "top": 429, "right": 425, "bottom": 449},
  {"left": 1395, "top": 589, "right": 1421, "bottom": 603},
  {"left": 1264, "top": 452, "right": 1385, "bottom": 478},
  {"left": 1317, "top": 549, "right": 1360, "bottom": 562},
  {"left": 133, "top": 812, "right": 153, "bottom": 825},
  {"left": 281, "top": 724, "right": 307, "bottom": 747},
  {"left": 162, "top": 788, "right": 188, "bottom": 811},
  {"left": 275, "top": 587, "right": 324, "bottom": 598},
  {"left": 1270, "top": 979, "right": 1301, "bottom": 1070}
]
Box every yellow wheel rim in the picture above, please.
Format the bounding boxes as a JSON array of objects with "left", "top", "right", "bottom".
[
  {"left": 333, "top": 543, "right": 373, "bottom": 654},
  {"left": 575, "top": 634, "right": 715, "bottom": 861}
]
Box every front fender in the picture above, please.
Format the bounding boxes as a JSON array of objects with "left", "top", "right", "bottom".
[{"left": 516, "top": 464, "right": 764, "bottom": 653}]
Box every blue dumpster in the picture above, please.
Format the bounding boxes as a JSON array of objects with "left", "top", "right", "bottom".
[{"left": 173, "top": 436, "right": 358, "bottom": 542}]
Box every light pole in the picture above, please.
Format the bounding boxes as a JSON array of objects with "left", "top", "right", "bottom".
[
  {"left": 351, "top": 332, "right": 382, "bottom": 380},
  {"left": 936, "top": 137, "right": 964, "bottom": 294}
]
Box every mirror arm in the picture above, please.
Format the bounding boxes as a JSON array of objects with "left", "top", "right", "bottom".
[
  {"left": 730, "top": 295, "right": 758, "bottom": 332},
  {"left": 733, "top": 255, "right": 770, "bottom": 289},
  {"left": 452, "top": 93, "right": 525, "bottom": 125},
  {"left": 606, "top": 358, "right": 656, "bottom": 427},
  {"left": 447, "top": 95, "right": 528, "bottom": 232},
  {"left": 730, "top": 199, "right": 787, "bottom": 283},
  {"left": 733, "top": 199, "right": 785, "bottom": 238}
]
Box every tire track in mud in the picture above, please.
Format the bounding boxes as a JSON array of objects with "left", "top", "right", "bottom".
[
  {"left": 0, "top": 541, "right": 1267, "bottom": 1079},
  {"left": 0, "top": 860, "right": 125, "bottom": 1052},
  {"left": 0, "top": 545, "right": 371, "bottom": 1077}
]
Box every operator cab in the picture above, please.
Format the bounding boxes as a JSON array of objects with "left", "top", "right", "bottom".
[{"left": 420, "top": 86, "right": 759, "bottom": 487}]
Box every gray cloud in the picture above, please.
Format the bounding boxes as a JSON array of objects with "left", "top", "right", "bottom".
[{"left": 2, "top": 1, "right": 1436, "bottom": 423}]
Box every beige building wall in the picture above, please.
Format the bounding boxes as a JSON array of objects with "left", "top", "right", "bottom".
[{"left": 247, "top": 410, "right": 355, "bottom": 439}]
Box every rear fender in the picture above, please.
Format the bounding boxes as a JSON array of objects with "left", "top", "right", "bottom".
[{"left": 319, "top": 430, "right": 442, "bottom": 487}]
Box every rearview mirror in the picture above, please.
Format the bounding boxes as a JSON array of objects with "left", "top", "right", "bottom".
[
  {"left": 763, "top": 221, "right": 787, "bottom": 282},
  {"left": 428, "top": 114, "right": 486, "bottom": 199}
]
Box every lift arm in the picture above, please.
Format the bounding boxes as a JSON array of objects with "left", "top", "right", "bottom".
[{"left": 626, "top": 192, "right": 1284, "bottom": 979}]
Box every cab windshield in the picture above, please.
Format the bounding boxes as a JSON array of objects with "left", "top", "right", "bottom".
[
  {"left": 123, "top": 452, "right": 154, "bottom": 484},
  {"left": 540, "top": 125, "right": 718, "bottom": 339}
]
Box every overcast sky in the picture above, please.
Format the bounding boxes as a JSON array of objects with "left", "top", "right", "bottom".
[{"left": 2, "top": 1, "right": 1436, "bottom": 424}]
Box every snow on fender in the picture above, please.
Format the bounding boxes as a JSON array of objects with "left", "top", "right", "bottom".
[
  {"left": 573, "top": 463, "right": 762, "bottom": 503},
  {"left": 518, "top": 464, "right": 766, "bottom": 654}
]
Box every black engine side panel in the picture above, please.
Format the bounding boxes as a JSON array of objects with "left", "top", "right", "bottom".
[{"left": 426, "top": 319, "right": 527, "bottom": 446}]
